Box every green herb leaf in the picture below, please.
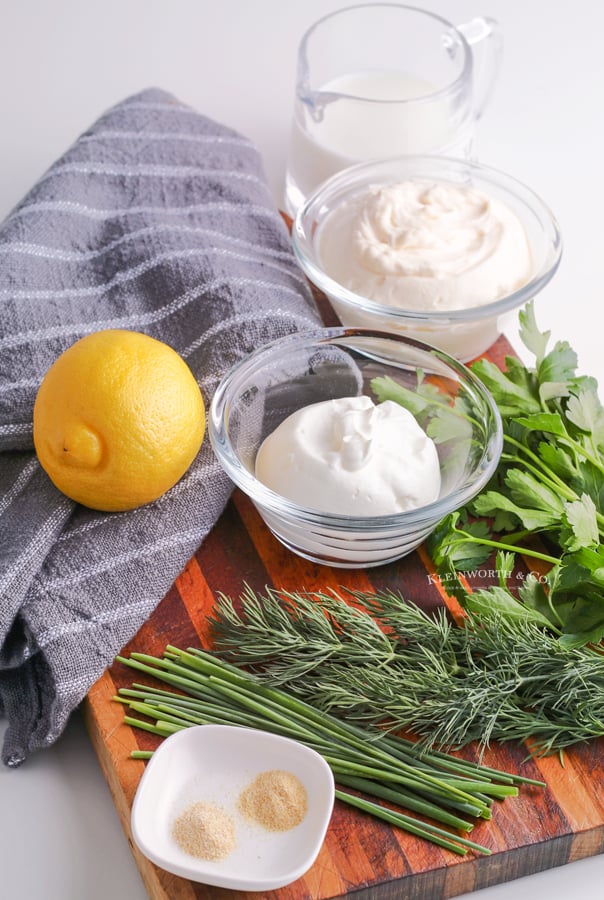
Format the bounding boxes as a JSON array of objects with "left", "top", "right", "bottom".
[
  {"left": 371, "top": 374, "right": 436, "bottom": 417},
  {"left": 517, "top": 571, "right": 562, "bottom": 629},
  {"left": 427, "top": 512, "right": 493, "bottom": 571},
  {"left": 505, "top": 468, "right": 565, "bottom": 516},
  {"left": 495, "top": 550, "right": 516, "bottom": 587},
  {"left": 561, "top": 494, "right": 599, "bottom": 551},
  {"left": 490, "top": 508, "right": 521, "bottom": 533},
  {"left": 556, "top": 546, "right": 604, "bottom": 591},
  {"left": 566, "top": 388, "right": 604, "bottom": 445},
  {"left": 537, "top": 441, "right": 578, "bottom": 481},
  {"left": 460, "top": 584, "right": 554, "bottom": 631},
  {"left": 559, "top": 618, "right": 604, "bottom": 649},
  {"left": 514, "top": 412, "right": 567, "bottom": 438},
  {"left": 539, "top": 382, "right": 570, "bottom": 403},
  {"left": 518, "top": 301, "right": 549, "bottom": 365},
  {"left": 426, "top": 410, "right": 472, "bottom": 445},
  {"left": 472, "top": 490, "right": 560, "bottom": 531},
  {"left": 387, "top": 301, "right": 604, "bottom": 647},
  {"left": 470, "top": 359, "right": 540, "bottom": 417},
  {"left": 571, "top": 461, "right": 604, "bottom": 512},
  {"left": 537, "top": 341, "right": 578, "bottom": 387},
  {"left": 202, "top": 586, "right": 604, "bottom": 757},
  {"left": 371, "top": 374, "right": 473, "bottom": 447},
  {"left": 504, "top": 354, "right": 538, "bottom": 392}
]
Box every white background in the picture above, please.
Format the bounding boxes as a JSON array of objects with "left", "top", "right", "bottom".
[{"left": 1, "top": 1, "right": 603, "bottom": 898}]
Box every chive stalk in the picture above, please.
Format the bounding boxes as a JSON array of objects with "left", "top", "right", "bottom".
[{"left": 115, "top": 645, "right": 543, "bottom": 857}]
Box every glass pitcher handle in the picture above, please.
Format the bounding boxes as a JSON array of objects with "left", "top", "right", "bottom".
[{"left": 457, "top": 17, "right": 503, "bottom": 119}]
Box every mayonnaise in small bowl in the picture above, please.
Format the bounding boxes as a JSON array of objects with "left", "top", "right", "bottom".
[{"left": 292, "top": 157, "right": 562, "bottom": 361}]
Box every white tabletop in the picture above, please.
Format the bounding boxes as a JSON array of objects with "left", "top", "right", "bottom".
[{"left": 1, "top": 2, "right": 603, "bottom": 898}]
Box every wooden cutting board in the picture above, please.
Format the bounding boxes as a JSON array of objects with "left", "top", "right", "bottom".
[{"left": 82, "top": 318, "right": 604, "bottom": 899}]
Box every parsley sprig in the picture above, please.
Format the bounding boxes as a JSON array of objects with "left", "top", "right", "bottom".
[{"left": 377, "top": 301, "right": 604, "bottom": 649}]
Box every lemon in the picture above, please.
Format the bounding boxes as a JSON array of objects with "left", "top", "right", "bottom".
[{"left": 33, "top": 329, "right": 205, "bottom": 512}]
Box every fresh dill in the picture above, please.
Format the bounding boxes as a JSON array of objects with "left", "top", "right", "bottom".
[{"left": 209, "top": 585, "right": 604, "bottom": 757}]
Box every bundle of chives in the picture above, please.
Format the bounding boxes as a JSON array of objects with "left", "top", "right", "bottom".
[{"left": 114, "top": 645, "right": 544, "bottom": 857}]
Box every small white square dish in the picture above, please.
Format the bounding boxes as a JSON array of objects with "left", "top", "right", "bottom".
[{"left": 130, "top": 724, "right": 335, "bottom": 891}]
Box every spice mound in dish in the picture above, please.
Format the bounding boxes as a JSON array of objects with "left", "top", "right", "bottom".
[
  {"left": 316, "top": 179, "right": 533, "bottom": 311},
  {"left": 171, "top": 801, "right": 236, "bottom": 861},
  {"left": 255, "top": 395, "right": 441, "bottom": 516},
  {"left": 238, "top": 769, "right": 308, "bottom": 831}
]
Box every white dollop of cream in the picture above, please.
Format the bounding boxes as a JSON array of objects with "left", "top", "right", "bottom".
[
  {"left": 255, "top": 396, "right": 441, "bottom": 516},
  {"left": 317, "top": 180, "right": 533, "bottom": 311}
]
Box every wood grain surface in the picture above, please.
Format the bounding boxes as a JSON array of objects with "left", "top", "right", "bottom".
[{"left": 82, "top": 329, "right": 604, "bottom": 899}]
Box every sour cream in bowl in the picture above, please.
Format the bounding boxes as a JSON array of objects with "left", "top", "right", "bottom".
[
  {"left": 209, "top": 328, "right": 502, "bottom": 569},
  {"left": 292, "top": 157, "right": 562, "bottom": 361}
]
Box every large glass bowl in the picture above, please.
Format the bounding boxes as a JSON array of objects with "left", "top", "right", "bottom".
[
  {"left": 209, "top": 328, "right": 502, "bottom": 568},
  {"left": 292, "top": 156, "right": 562, "bottom": 362}
]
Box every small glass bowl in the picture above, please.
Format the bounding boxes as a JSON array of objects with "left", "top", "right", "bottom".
[
  {"left": 292, "top": 156, "right": 562, "bottom": 362},
  {"left": 209, "top": 328, "right": 502, "bottom": 568}
]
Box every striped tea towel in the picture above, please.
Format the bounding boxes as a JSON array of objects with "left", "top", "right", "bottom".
[{"left": 0, "top": 87, "right": 320, "bottom": 766}]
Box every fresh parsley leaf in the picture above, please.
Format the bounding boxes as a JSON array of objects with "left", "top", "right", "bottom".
[
  {"left": 470, "top": 359, "right": 540, "bottom": 416},
  {"left": 426, "top": 409, "right": 472, "bottom": 445},
  {"left": 537, "top": 341, "right": 578, "bottom": 387},
  {"left": 518, "top": 300, "right": 550, "bottom": 365},
  {"left": 503, "top": 354, "right": 538, "bottom": 392},
  {"left": 495, "top": 550, "right": 516, "bottom": 586},
  {"left": 426, "top": 512, "right": 493, "bottom": 571},
  {"left": 557, "top": 546, "right": 604, "bottom": 587},
  {"left": 539, "top": 381, "right": 570, "bottom": 403},
  {"left": 561, "top": 494, "right": 599, "bottom": 551},
  {"left": 571, "top": 461, "right": 604, "bottom": 513},
  {"left": 473, "top": 490, "right": 559, "bottom": 531},
  {"left": 514, "top": 412, "right": 568, "bottom": 438},
  {"left": 461, "top": 584, "right": 554, "bottom": 630},
  {"left": 537, "top": 441, "right": 578, "bottom": 481},
  {"left": 490, "top": 508, "right": 522, "bottom": 533},
  {"left": 505, "top": 468, "right": 565, "bottom": 518},
  {"left": 387, "top": 301, "right": 604, "bottom": 648},
  {"left": 566, "top": 388, "right": 604, "bottom": 446},
  {"left": 559, "top": 623, "right": 604, "bottom": 649},
  {"left": 371, "top": 373, "right": 443, "bottom": 422},
  {"left": 518, "top": 572, "right": 563, "bottom": 629}
]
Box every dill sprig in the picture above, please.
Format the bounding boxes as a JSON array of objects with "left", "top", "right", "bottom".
[{"left": 208, "top": 586, "right": 604, "bottom": 757}]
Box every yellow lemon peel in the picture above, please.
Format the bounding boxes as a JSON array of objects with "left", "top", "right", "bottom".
[{"left": 33, "top": 329, "right": 205, "bottom": 511}]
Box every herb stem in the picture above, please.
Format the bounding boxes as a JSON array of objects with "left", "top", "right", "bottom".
[{"left": 447, "top": 528, "right": 559, "bottom": 565}]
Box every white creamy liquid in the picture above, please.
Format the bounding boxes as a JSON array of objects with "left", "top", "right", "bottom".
[
  {"left": 317, "top": 180, "right": 533, "bottom": 312},
  {"left": 285, "top": 70, "right": 470, "bottom": 213},
  {"left": 255, "top": 395, "right": 441, "bottom": 517}
]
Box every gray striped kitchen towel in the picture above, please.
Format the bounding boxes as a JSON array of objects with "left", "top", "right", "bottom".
[{"left": 0, "top": 87, "right": 320, "bottom": 766}]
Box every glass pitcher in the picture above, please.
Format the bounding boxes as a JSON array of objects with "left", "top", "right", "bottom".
[{"left": 284, "top": 4, "right": 502, "bottom": 215}]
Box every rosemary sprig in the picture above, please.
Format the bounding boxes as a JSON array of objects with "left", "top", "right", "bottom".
[{"left": 208, "top": 586, "right": 604, "bottom": 756}]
